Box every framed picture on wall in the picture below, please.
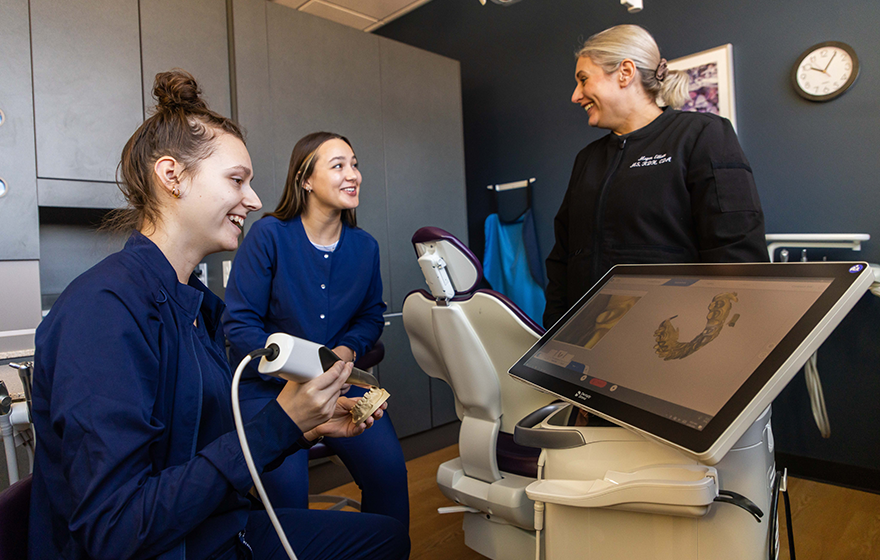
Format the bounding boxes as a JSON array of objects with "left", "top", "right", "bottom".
[{"left": 668, "top": 44, "right": 737, "bottom": 130}]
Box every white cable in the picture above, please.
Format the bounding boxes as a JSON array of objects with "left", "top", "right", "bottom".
[
  {"left": 534, "top": 450, "right": 546, "bottom": 560},
  {"left": 804, "top": 351, "right": 831, "bottom": 438},
  {"left": 232, "top": 354, "right": 299, "bottom": 560}
]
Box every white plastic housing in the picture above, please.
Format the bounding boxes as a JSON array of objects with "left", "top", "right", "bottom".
[
  {"left": 258, "top": 333, "right": 325, "bottom": 383},
  {"left": 418, "top": 252, "right": 455, "bottom": 300}
]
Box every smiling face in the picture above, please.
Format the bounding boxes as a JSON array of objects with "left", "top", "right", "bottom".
[
  {"left": 175, "top": 132, "right": 262, "bottom": 256},
  {"left": 571, "top": 56, "right": 627, "bottom": 132},
  {"left": 303, "top": 138, "right": 361, "bottom": 217}
]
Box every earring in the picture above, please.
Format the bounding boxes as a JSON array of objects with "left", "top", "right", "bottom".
[{"left": 170, "top": 177, "right": 181, "bottom": 198}]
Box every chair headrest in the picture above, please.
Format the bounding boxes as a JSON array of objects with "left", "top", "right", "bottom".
[{"left": 412, "top": 227, "right": 483, "bottom": 295}]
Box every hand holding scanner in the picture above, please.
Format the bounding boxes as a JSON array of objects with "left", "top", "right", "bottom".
[{"left": 258, "top": 333, "right": 379, "bottom": 387}]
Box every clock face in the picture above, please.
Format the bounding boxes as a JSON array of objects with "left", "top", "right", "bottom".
[{"left": 793, "top": 42, "right": 859, "bottom": 102}]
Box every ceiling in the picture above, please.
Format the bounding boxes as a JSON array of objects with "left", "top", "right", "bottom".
[{"left": 272, "top": 0, "right": 434, "bottom": 32}]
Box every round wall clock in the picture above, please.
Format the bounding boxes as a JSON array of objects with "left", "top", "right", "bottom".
[{"left": 792, "top": 41, "right": 859, "bottom": 102}]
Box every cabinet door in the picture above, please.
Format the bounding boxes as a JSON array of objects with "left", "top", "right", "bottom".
[
  {"left": 140, "top": 0, "right": 231, "bottom": 117},
  {"left": 431, "top": 377, "right": 458, "bottom": 427},
  {"left": 376, "top": 315, "right": 432, "bottom": 438},
  {"left": 30, "top": 0, "right": 143, "bottom": 183},
  {"left": 379, "top": 38, "right": 468, "bottom": 312},
  {"left": 265, "top": 5, "right": 392, "bottom": 306},
  {"left": 0, "top": 0, "right": 39, "bottom": 260},
  {"left": 231, "top": 0, "right": 276, "bottom": 220}
]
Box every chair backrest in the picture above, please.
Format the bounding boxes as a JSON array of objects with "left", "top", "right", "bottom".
[
  {"left": 0, "top": 474, "right": 31, "bottom": 560},
  {"left": 403, "top": 227, "right": 554, "bottom": 483}
]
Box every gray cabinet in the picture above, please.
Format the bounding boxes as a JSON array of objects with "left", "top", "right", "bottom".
[
  {"left": 0, "top": 0, "right": 39, "bottom": 260},
  {"left": 231, "top": 0, "right": 276, "bottom": 215},
  {"left": 376, "top": 315, "right": 433, "bottom": 438},
  {"left": 140, "top": 0, "right": 231, "bottom": 117},
  {"left": 29, "top": 0, "right": 232, "bottom": 209},
  {"left": 431, "top": 377, "right": 458, "bottom": 427},
  {"left": 379, "top": 39, "right": 468, "bottom": 312},
  {"left": 30, "top": 0, "right": 143, "bottom": 186},
  {"left": 377, "top": 316, "right": 458, "bottom": 437}
]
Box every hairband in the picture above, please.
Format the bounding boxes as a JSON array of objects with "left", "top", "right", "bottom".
[{"left": 655, "top": 58, "right": 668, "bottom": 82}]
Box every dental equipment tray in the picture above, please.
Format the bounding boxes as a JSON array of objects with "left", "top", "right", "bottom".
[{"left": 510, "top": 262, "right": 873, "bottom": 464}]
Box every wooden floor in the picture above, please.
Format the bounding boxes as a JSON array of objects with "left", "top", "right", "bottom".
[{"left": 317, "top": 444, "right": 880, "bottom": 560}]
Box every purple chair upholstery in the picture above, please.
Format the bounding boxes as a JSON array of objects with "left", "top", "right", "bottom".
[
  {"left": 353, "top": 340, "right": 384, "bottom": 370},
  {"left": 0, "top": 474, "right": 31, "bottom": 560}
]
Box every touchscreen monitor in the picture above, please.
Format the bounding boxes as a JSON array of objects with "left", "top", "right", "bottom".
[{"left": 509, "top": 262, "right": 872, "bottom": 464}]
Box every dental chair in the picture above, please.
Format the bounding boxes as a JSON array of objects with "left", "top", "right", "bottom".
[{"left": 402, "top": 227, "right": 556, "bottom": 560}]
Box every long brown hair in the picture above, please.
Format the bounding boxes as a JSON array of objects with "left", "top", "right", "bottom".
[
  {"left": 104, "top": 69, "right": 245, "bottom": 233},
  {"left": 266, "top": 131, "right": 357, "bottom": 227}
]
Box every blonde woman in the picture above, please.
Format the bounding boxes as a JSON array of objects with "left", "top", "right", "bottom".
[{"left": 544, "top": 25, "right": 768, "bottom": 328}]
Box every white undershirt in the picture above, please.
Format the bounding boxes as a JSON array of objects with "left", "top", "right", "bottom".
[{"left": 311, "top": 240, "right": 339, "bottom": 252}]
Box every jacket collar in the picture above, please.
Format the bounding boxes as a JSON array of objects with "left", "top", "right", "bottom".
[
  {"left": 608, "top": 106, "right": 677, "bottom": 144},
  {"left": 124, "top": 232, "right": 225, "bottom": 336}
]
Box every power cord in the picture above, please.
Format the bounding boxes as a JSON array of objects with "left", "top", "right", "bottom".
[
  {"left": 768, "top": 469, "right": 796, "bottom": 560},
  {"left": 804, "top": 352, "right": 831, "bottom": 438},
  {"left": 232, "top": 345, "right": 300, "bottom": 560},
  {"left": 713, "top": 490, "right": 763, "bottom": 523}
]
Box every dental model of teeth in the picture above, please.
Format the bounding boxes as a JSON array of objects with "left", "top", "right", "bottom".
[{"left": 350, "top": 387, "right": 391, "bottom": 425}]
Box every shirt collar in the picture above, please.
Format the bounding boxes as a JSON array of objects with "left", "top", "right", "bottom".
[{"left": 124, "top": 232, "right": 225, "bottom": 334}]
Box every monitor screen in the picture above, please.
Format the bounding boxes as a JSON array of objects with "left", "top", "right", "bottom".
[{"left": 510, "top": 262, "right": 871, "bottom": 463}]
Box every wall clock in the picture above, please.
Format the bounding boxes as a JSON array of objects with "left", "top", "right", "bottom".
[{"left": 792, "top": 41, "right": 859, "bottom": 102}]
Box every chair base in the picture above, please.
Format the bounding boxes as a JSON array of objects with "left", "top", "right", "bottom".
[
  {"left": 462, "top": 512, "right": 536, "bottom": 560},
  {"left": 437, "top": 457, "right": 536, "bottom": 530}
]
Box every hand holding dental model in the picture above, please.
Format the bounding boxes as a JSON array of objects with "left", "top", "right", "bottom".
[{"left": 276, "top": 360, "right": 387, "bottom": 440}]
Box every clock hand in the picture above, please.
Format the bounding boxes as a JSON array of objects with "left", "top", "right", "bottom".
[
  {"left": 808, "top": 66, "right": 830, "bottom": 76},
  {"left": 823, "top": 51, "right": 837, "bottom": 73}
]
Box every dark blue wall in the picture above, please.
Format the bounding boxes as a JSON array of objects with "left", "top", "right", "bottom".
[{"left": 376, "top": 0, "right": 880, "bottom": 476}]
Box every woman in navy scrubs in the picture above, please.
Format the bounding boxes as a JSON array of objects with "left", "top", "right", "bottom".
[
  {"left": 223, "top": 132, "right": 409, "bottom": 529},
  {"left": 28, "top": 71, "right": 409, "bottom": 560}
]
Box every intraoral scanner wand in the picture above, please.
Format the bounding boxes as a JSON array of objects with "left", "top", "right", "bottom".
[{"left": 258, "top": 333, "right": 380, "bottom": 387}]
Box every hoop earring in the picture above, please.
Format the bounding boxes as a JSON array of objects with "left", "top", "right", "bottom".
[{"left": 171, "top": 185, "right": 181, "bottom": 198}]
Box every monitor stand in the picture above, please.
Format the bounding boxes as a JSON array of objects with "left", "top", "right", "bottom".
[{"left": 519, "top": 404, "right": 775, "bottom": 560}]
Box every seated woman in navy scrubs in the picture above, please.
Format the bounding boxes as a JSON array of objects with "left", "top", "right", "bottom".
[
  {"left": 28, "top": 70, "right": 409, "bottom": 560},
  {"left": 223, "top": 132, "right": 409, "bottom": 529}
]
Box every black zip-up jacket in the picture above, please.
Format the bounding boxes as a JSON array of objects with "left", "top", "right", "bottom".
[{"left": 544, "top": 108, "right": 768, "bottom": 328}]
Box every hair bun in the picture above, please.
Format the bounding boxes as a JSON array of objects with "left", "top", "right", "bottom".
[{"left": 152, "top": 69, "right": 208, "bottom": 112}]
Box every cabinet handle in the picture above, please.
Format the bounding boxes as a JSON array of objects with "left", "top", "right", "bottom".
[{"left": 0, "top": 178, "right": 7, "bottom": 198}]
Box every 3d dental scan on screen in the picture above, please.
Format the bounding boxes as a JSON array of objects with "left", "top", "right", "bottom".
[{"left": 511, "top": 261, "right": 873, "bottom": 463}]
